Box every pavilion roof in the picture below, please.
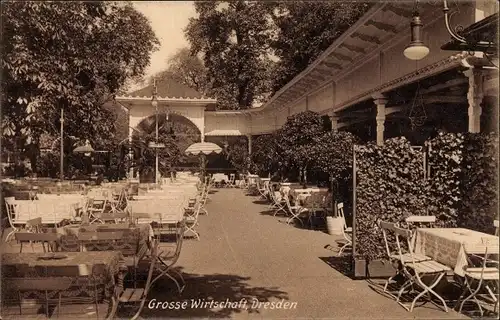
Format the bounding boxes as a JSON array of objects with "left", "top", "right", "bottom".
[{"left": 122, "top": 77, "right": 206, "bottom": 100}]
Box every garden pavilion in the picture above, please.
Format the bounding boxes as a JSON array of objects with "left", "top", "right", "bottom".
[{"left": 115, "top": 1, "right": 498, "bottom": 156}]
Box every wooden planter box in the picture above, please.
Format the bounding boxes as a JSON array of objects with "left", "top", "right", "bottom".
[{"left": 353, "top": 258, "right": 394, "bottom": 279}]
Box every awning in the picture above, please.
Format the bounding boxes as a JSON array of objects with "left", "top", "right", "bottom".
[
  {"left": 204, "top": 129, "right": 244, "bottom": 136},
  {"left": 441, "top": 13, "right": 498, "bottom": 53},
  {"left": 184, "top": 142, "right": 222, "bottom": 156}
]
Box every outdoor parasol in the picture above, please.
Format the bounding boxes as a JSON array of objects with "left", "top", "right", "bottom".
[
  {"left": 73, "top": 140, "right": 95, "bottom": 156},
  {"left": 184, "top": 142, "right": 222, "bottom": 176},
  {"left": 184, "top": 142, "right": 222, "bottom": 155}
]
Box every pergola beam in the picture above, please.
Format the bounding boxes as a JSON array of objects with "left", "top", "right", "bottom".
[{"left": 421, "top": 78, "right": 468, "bottom": 94}]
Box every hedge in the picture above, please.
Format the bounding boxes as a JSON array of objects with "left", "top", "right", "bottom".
[{"left": 354, "top": 132, "right": 498, "bottom": 261}]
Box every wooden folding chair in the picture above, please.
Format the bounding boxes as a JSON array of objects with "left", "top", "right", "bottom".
[
  {"left": 283, "top": 190, "right": 307, "bottom": 226},
  {"left": 77, "top": 231, "right": 124, "bottom": 252},
  {"left": 257, "top": 179, "right": 269, "bottom": 200},
  {"left": 156, "top": 221, "right": 186, "bottom": 294},
  {"left": 269, "top": 187, "right": 287, "bottom": 216},
  {"left": 455, "top": 239, "right": 499, "bottom": 316},
  {"left": 380, "top": 221, "right": 451, "bottom": 312},
  {"left": 15, "top": 231, "right": 60, "bottom": 253},
  {"left": 184, "top": 200, "right": 201, "bottom": 241},
  {"left": 379, "top": 221, "right": 432, "bottom": 294},
  {"left": 4, "top": 197, "right": 25, "bottom": 243},
  {"left": 50, "top": 264, "right": 106, "bottom": 318},
  {"left": 4, "top": 277, "right": 73, "bottom": 317},
  {"left": 112, "top": 239, "right": 159, "bottom": 320},
  {"left": 405, "top": 215, "right": 436, "bottom": 247},
  {"left": 335, "top": 203, "right": 352, "bottom": 256}
]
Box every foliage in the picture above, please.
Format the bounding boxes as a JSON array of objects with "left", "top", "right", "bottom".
[
  {"left": 459, "top": 133, "right": 498, "bottom": 233},
  {"left": 250, "top": 134, "right": 283, "bottom": 177},
  {"left": 354, "top": 132, "right": 499, "bottom": 261},
  {"left": 354, "top": 137, "right": 427, "bottom": 261},
  {"left": 225, "top": 137, "right": 249, "bottom": 173},
  {"left": 151, "top": 47, "right": 211, "bottom": 96},
  {"left": 267, "top": 1, "right": 371, "bottom": 93},
  {"left": 313, "top": 131, "right": 359, "bottom": 183},
  {"left": 425, "top": 131, "right": 464, "bottom": 226},
  {"left": 129, "top": 114, "right": 202, "bottom": 176},
  {"left": 185, "top": 1, "right": 274, "bottom": 109},
  {"left": 277, "top": 111, "right": 324, "bottom": 182},
  {"left": 36, "top": 152, "right": 60, "bottom": 178},
  {"left": 2, "top": 1, "right": 159, "bottom": 172}
]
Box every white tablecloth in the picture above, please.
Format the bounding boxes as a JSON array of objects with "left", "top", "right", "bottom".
[
  {"left": 128, "top": 199, "right": 187, "bottom": 224},
  {"left": 12, "top": 200, "right": 80, "bottom": 224},
  {"left": 414, "top": 228, "right": 499, "bottom": 277}
]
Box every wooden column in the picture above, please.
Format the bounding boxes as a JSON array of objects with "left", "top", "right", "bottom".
[
  {"left": 247, "top": 134, "right": 252, "bottom": 155},
  {"left": 128, "top": 125, "right": 134, "bottom": 178},
  {"left": 464, "top": 68, "right": 485, "bottom": 133},
  {"left": 329, "top": 112, "right": 339, "bottom": 132},
  {"left": 373, "top": 94, "right": 388, "bottom": 146}
]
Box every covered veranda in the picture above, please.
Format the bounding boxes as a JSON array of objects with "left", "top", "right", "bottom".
[{"left": 115, "top": 1, "right": 498, "bottom": 159}]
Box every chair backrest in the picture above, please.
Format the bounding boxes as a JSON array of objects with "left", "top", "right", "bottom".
[
  {"left": 14, "top": 232, "right": 59, "bottom": 242},
  {"left": 25, "top": 217, "right": 43, "bottom": 232},
  {"left": 379, "top": 220, "right": 413, "bottom": 263},
  {"left": 78, "top": 231, "right": 124, "bottom": 241},
  {"left": 462, "top": 238, "right": 499, "bottom": 273},
  {"left": 283, "top": 189, "right": 296, "bottom": 212},
  {"left": 405, "top": 215, "right": 436, "bottom": 225},
  {"left": 145, "top": 239, "right": 161, "bottom": 292},
  {"left": 337, "top": 203, "right": 347, "bottom": 229},
  {"left": 5, "top": 277, "right": 74, "bottom": 292},
  {"left": 158, "top": 222, "right": 185, "bottom": 267}
]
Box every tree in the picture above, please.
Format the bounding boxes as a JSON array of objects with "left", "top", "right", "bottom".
[
  {"left": 268, "top": 1, "right": 371, "bottom": 93},
  {"left": 2, "top": 1, "right": 159, "bottom": 174},
  {"left": 152, "top": 47, "right": 211, "bottom": 96},
  {"left": 250, "top": 134, "right": 283, "bottom": 177},
  {"left": 224, "top": 137, "right": 249, "bottom": 173},
  {"left": 312, "top": 130, "right": 359, "bottom": 212},
  {"left": 277, "top": 111, "right": 325, "bottom": 184},
  {"left": 185, "top": 1, "right": 275, "bottom": 110}
]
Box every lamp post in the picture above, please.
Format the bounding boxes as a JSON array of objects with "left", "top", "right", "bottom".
[
  {"left": 151, "top": 80, "right": 159, "bottom": 184},
  {"left": 60, "top": 107, "right": 64, "bottom": 181}
]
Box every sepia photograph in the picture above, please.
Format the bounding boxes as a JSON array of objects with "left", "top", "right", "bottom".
[{"left": 0, "top": 0, "right": 499, "bottom": 319}]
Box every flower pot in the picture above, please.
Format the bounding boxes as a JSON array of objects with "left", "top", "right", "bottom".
[{"left": 326, "top": 216, "right": 344, "bottom": 236}]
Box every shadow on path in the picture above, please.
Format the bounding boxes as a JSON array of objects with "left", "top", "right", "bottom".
[
  {"left": 119, "top": 269, "right": 289, "bottom": 318},
  {"left": 319, "top": 256, "right": 355, "bottom": 280}
]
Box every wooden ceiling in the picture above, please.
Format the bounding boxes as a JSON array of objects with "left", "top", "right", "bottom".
[{"left": 263, "top": 1, "right": 446, "bottom": 112}]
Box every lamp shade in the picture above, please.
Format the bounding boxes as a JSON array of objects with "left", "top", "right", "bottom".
[
  {"left": 404, "top": 44, "right": 430, "bottom": 60},
  {"left": 404, "top": 13, "right": 429, "bottom": 61}
]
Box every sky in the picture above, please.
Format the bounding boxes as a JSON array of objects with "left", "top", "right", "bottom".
[{"left": 132, "top": 1, "right": 196, "bottom": 80}]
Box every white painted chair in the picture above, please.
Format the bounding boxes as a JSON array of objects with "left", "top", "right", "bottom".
[
  {"left": 283, "top": 189, "right": 307, "bottom": 226},
  {"left": 336, "top": 203, "right": 352, "bottom": 256},
  {"left": 380, "top": 220, "right": 432, "bottom": 295},
  {"left": 456, "top": 238, "right": 499, "bottom": 316},
  {"left": 379, "top": 221, "right": 450, "bottom": 313}
]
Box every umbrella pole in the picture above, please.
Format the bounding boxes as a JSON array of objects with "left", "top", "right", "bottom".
[{"left": 201, "top": 154, "right": 206, "bottom": 177}]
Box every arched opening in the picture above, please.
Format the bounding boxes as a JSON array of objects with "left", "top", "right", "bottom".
[{"left": 129, "top": 113, "right": 202, "bottom": 182}]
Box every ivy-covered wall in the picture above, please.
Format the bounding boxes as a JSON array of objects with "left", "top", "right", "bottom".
[{"left": 354, "top": 132, "right": 498, "bottom": 261}]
